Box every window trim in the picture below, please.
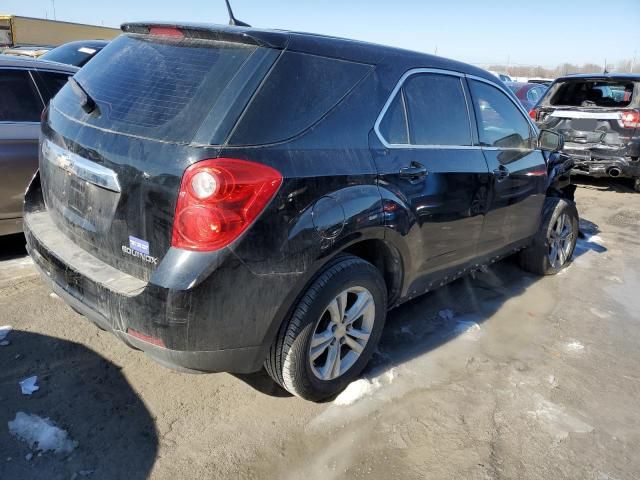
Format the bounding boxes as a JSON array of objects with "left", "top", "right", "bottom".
[{"left": 374, "top": 68, "right": 477, "bottom": 149}]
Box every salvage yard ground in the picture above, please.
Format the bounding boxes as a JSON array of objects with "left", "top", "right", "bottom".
[{"left": 1, "top": 178, "right": 639, "bottom": 480}]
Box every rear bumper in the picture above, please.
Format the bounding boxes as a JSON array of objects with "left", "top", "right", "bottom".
[
  {"left": 563, "top": 141, "right": 640, "bottom": 178},
  {"left": 24, "top": 206, "right": 269, "bottom": 374}
]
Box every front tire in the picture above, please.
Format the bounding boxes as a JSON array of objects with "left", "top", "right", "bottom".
[
  {"left": 519, "top": 197, "right": 579, "bottom": 276},
  {"left": 634, "top": 177, "right": 640, "bottom": 193},
  {"left": 265, "top": 255, "right": 387, "bottom": 401}
]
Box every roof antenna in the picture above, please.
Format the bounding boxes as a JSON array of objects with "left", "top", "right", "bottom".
[{"left": 225, "top": 0, "right": 251, "bottom": 27}]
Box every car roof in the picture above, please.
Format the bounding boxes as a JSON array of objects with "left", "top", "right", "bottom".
[
  {"left": 122, "top": 22, "right": 498, "bottom": 82},
  {"left": 0, "top": 54, "right": 79, "bottom": 73},
  {"left": 555, "top": 73, "right": 640, "bottom": 82},
  {"left": 48, "top": 39, "right": 110, "bottom": 49}
]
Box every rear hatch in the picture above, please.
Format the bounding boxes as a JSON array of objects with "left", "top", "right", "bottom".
[
  {"left": 534, "top": 77, "right": 639, "bottom": 160},
  {"left": 41, "top": 27, "right": 279, "bottom": 281}
]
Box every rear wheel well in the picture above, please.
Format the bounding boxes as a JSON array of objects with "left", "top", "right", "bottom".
[{"left": 342, "top": 239, "right": 403, "bottom": 306}]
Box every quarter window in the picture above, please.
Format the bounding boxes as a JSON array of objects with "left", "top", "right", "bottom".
[
  {"left": 469, "top": 79, "right": 533, "bottom": 149},
  {"left": 0, "top": 69, "right": 42, "bottom": 122},
  {"left": 378, "top": 72, "right": 471, "bottom": 146}
]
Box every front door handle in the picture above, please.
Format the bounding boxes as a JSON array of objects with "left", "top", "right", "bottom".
[
  {"left": 493, "top": 165, "right": 510, "bottom": 182},
  {"left": 399, "top": 162, "right": 428, "bottom": 180}
]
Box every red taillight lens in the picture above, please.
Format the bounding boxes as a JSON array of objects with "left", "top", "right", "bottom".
[
  {"left": 620, "top": 110, "right": 640, "bottom": 129},
  {"left": 171, "top": 158, "right": 283, "bottom": 251},
  {"left": 149, "top": 26, "right": 184, "bottom": 38},
  {"left": 529, "top": 108, "right": 538, "bottom": 121}
]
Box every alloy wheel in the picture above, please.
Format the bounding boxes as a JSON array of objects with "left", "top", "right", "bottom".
[
  {"left": 548, "top": 212, "right": 574, "bottom": 269},
  {"left": 309, "top": 287, "right": 375, "bottom": 381}
]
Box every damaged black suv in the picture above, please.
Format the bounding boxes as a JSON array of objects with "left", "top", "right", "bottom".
[
  {"left": 531, "top": 73, "right": 640, "bottom": 191},
  {"left": 25, "top": 22, "right": 577, "bottom": 401}
]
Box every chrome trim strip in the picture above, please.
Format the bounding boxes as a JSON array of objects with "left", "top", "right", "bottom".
[
  {"left": 42, "top": 139, "right": 121, "bottom": 193},
  {"left": 550, "top": 110, "right": 621, "bottom": 120},
  {"left": 373, "top": 68, "right": 477, "bottom": 150}
]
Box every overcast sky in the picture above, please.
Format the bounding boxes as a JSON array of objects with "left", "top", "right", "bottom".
[{"left": 3, "top": 0, "right": 639, "bottom": 67}]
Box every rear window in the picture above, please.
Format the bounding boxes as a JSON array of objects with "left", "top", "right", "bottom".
[
  {"left": 548, "top": 80, "right": 635, "bottom": 108},
  {"left": 52, "top": 34, "right": 261, "bottom": 144}
]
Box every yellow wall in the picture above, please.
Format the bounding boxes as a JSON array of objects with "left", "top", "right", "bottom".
[{"left": 2, "top": 16, "right": 119, "bottom": 46}]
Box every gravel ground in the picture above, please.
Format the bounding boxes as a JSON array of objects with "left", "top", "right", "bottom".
[{"left": 1, "top": 177, "right": 639, "bottom": 480}]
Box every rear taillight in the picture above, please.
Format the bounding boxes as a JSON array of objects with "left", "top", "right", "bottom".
[
  {"left": 171, "top": 158, "right": 282, "bottom": 251},
  {"left": 529, "top": 108, "right": 538, "bottom": 121},
  {"left": 620, "top": 110, "right": 640, "bottom": 129}
]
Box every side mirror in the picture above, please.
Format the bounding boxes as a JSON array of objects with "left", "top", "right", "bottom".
[{"left": 538, "top": 129, "right": 564, "bottom": 152}]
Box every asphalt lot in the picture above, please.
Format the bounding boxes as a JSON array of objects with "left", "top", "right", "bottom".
[{"left": 1, "top": 177, "right": 639, "bottom": 480}]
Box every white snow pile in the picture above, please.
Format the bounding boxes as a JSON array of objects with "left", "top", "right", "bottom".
[
  {"left": 333, "top": 369, "right": 396, "bottom": 406},
  {"left": 453, "top": 320, "right": 481, "bottom": 340},
  {"left": 583, "top": 234, "right": 604, "bottom": 246},
  {"left": 0, "top": 325, "right": 12, "bottom": 340},
  {"left": 564, "top": 340, "right": 585, "bottom": 352},
  {"left": 19, "top": 376, "right": 39, "bottom": 395},
  {"left": 8, "top": 412, "right": 78, "bottom": 454}
]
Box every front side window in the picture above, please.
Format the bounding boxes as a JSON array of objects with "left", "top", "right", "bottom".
[
  {"left": 469, "top": 79, "right": 533, "bottom": 149},
  {"left": 0, "top": 69, "right": 42, "bottom": 122},
  {"left": 377, "top": 72, "right": 471, "bottom": 146}
]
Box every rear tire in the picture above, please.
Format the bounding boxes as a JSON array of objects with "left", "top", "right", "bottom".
[
  {"left": 519, "top": 197, "right": 579, "bottom": 276},
  {"left": 265, "top": 255, "right": 387, "bottom": 401}
]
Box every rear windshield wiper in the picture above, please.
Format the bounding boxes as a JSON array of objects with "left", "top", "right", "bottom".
[{"left": 68, "top": 77, "right": 100, "bottom": 115}]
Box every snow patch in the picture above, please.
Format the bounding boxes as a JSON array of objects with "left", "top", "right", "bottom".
[
  {"left": 0, "top": 325, "right": 12, "bottom": 341},
  {"left": 453, "top": 321, "right": 481, "bottom": 340},
  {"left": 528, "top": 394, "right": 593, "bottom": 439},
  {"left": 19, "top": 376, "right": 39, "bottom": 395},
  {"left": 8, "top": 412, "right": 78, "bottom": 454},
  {"left": 590, "top": 307, "right": 609, "bottom": 319},
  {"left": 564, "top": 341, "right": 585, "bottom": 352},
  {"left": 584, "top": 234, "right": 604, "bottom": 245},
  {"left": 333, "top": 369, "right": 396, "bottom": 406}
]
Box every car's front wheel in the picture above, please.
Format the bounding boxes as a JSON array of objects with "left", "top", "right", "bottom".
[
  {"left": 519, "top": 197, "right": 579, "bottom": 275},
  {"left": 265, "top": 255, "right": 387, "bottom": 401}
]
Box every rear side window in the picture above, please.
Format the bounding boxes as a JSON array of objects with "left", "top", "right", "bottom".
[
  {"left": 377, "top": 73, "right": 471, "bottom": 146},
  {"left": 33, "top": 71, "right": 72, "bottom": 104},
  {"left": 548, "top": 80, "right": 635, "bottom": 107},
  {"left": 52, "top": 34, "right": 261, "bottom": 144},
  {"left": 0, "top": 69, "right": 42, "bottom": 122},
  {"left": 469, "top": 79, "right": 533, "bottom": 149},
  {"left": 229, "top": 52, "right": 372, "bottom": 145}
]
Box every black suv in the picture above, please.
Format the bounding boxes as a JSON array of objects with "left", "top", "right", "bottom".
[
  {"left": 531, "top": 73, "right": 640, "bottom": 191},
  {"left": 25, "top": 23, "right": 577, "bottom": 401}
]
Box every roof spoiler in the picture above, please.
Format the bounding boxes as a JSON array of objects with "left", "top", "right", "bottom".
[{"left": 121, "top": 22, "right": 287, "bottom": 49}]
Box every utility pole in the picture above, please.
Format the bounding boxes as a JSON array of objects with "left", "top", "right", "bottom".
[{"left": 51, "top": 0, "right": 56, "bottom": 20}]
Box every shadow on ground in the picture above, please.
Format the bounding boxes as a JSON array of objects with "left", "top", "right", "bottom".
[
  {"left": 0, "top": 331, "right": 157, "bottom": 480},
  {"left": 237, "top": 216, "right": 606, "bottom": 398},
  {"left": 572, "top": 176, "right": 637, "bottom": 194},
  {"left": 0, "top": 233, "right": 27, "bottom": 261}
]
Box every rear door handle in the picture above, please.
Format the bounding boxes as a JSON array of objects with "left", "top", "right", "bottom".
[
  {"left": 399, "top": 162, "right": 428, "bottom": 180},
  {"left": 493, "top": 165, "right": 510, "bottom": 182}
]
